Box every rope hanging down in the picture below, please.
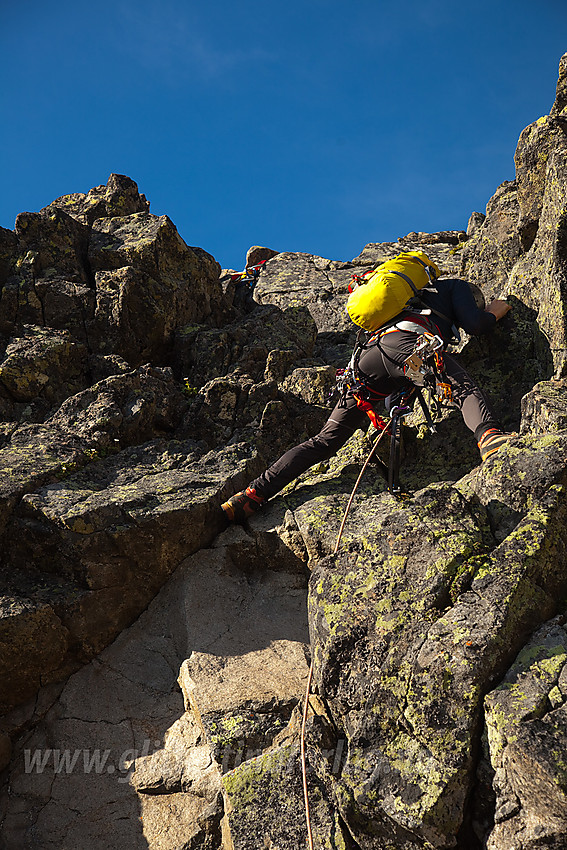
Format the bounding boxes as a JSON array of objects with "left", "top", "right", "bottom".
[
  {"left": 301, "top": 320, "right": 449, "bottom": 841},
  {"left": 300, "top": 428, "right": 389, "bottom": 847},
  {"left": 300, "top": 660, "right": 315, "bottom": 850},
  {"left": 334, "top": 427, "right": 390, "bottom": 554}
]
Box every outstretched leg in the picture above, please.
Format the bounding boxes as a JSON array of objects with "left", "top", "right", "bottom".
[
  {"left": 221, "top": 396, "right": 368, "bottom": 521},
  {"left": 249, "top": 395, "right": 368, "bottom": 499}
]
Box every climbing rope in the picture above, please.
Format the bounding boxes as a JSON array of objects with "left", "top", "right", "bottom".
[
  {"left": 300, "top": 427, "right": 389, "bottom": 847},
  {"left": 334, "top": 426, "right": 390, "bottom": 554},
  {"left": 300, "top": 659, "right": 315, "bottom": 850},
  {"left": 301, "top": 325, "right": 452, "bottom": 839}
]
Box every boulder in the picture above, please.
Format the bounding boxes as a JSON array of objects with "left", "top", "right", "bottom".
[
  {"left": 46, "top": 364, "right": 188, "bottom": 450},
  {"left": 456, "top": 431, "right": 567, "bottom": 541},
  {"left": 0, "top": 176, "right": 230, "bottom": 370},
  {"left": 0, "top": 325, "right": 88, "bottom": 408},
  {"left": 0, "top": 207, "right": 93, "bottom": 336},
  {"left": 506, "top": 136, "right": 567, "bottom": 378},
  {"left": 179, "top": 638, "right": 309, "bottom": 768},
  {"left": 174, "top": 302, "right": 318, "bottom": 387},
  {"left": 89, "top": 213, "right": 226, "bottom": 364},
  {"left": 245, "top": 245, "right": 279, "bottom": 267},
  {"left": 174, "top": 362, "right": 331, "bottom": 461},
  {"left": 35, "top": 277, "right": 96, "bottom": 344},
  {"left": 479, "top": 615, "right": 567, "bottom": 849},
  {"left": 222, "top": 739, "right": 347, "bottom": 850},
  {"left": 514, "top": 53, "right": 567, "bottom": 251},
  {"left": 0, "top": 596, "right": 70, "bottom": 716},
  {"left": 42, "top": 173, "right": 150, "bottom": 226},
  {"left": 0, "top": 422, "right": 90, "bottom": 539},
  {"left": 253, "top": 251, "right": 355, "bottom": 336},
  {"left": 520, "top": 377, "right": 567, "bottom": 434},
  {"left": 280, "top": 365, "right": 337, "bottom": 406},
  {"left": 0, "top": 365, "right": 189, "bottom": 536},
  {"left": 14, "top": 206, "right": 91, "bottom": 286},
  {"left": 466, "top": 211, "right": 486, "bottom": 237},
  {"left": 551, "top": 52, "right": 567, "bottom": 117},
  {"left": 514, "top": 116, "right": 567, "bottom": 252},
  {"left": 0, "top": 275, "right": 43, "bottom": 333},
  {"left": 351, "top": 230, "right": 467, "bottom": 278}
]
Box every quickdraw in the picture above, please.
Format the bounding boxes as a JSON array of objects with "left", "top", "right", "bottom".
[{"left": 401, "top": 330, "right": 453, "bottom": 405}]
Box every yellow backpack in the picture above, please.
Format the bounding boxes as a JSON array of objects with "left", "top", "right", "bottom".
[{"left": 346, "top": 251, "right": 441, "bottom": 332}]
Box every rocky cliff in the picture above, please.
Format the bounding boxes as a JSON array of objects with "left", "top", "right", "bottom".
[{"left": 2, "top": 55, "right": 567, "bottom": 850}]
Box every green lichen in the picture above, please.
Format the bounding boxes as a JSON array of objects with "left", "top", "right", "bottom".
[
  {"left": 222, "top": 743, "right": 295, "bottom": 805},
  {"left": 65, "top": 516, "right": 95, "bottom": 535},
  {"left": 208, "top": 713, "right": 250, "bottom": 745}
]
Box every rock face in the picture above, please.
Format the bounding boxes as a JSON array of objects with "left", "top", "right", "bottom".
[
  {"left": 0, "top": 517, "right": 309, "bottom": 849},
  {"left": 482, "top": 616, "right": 567, "bottom": 849},
  {"left": 306, "top": 433, "right": 567, "bottom": 849},
  {"left": 2, "top": 55, "right": 567, "bottom": 850}
]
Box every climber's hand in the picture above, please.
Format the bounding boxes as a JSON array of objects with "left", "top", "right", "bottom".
[{"left": 486, "top": 299, "right": 511, "bottom": 321}]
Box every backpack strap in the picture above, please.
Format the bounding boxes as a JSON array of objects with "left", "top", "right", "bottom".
[
  {"left": 369, "top": 311, "right": 437, "bottom": 340},
  {"left": 413, "top": 298, "right": 461, "bottom": 344},
  {"left": 405, "top": 254, "right": 439, "bottom": 282},
  {"left": 391, "top": 258, "right": 458, "bottom": 340},
  {"left": 387, "top": 318, "right": 433, "bottom": 335},
  {"left": 389, "top": 269, "right": 419, "bottom": 295}
]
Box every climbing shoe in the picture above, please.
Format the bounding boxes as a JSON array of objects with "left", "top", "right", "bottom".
[
  {"left": 221, "top": 487, "right": 265, "bottom": 523},
  {"left": 478, "top": 428, "right": 513, "bottom": 462}
]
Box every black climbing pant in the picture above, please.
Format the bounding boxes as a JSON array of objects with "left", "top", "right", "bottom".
[{"left": 249, "top": 330, "right": 499, "bottom": 500}]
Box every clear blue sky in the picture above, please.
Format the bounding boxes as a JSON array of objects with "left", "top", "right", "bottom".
[{"left": 1, "top": 0, "right": 566, "bottom": 270}]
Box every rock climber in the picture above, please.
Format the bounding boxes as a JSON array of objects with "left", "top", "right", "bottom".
[{"left": 221, "top": 278, "right": 512, "bottom": 523}]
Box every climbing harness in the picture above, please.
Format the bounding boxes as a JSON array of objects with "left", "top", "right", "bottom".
[
  {"left": 222, "top": 260, "right": 267, "bottom": 291},
  {"left": 334, "top": 316, "right": 454, "bottom": 499},
  {"left": 335, "top": 329, "right": 390, "bottom": 429}
]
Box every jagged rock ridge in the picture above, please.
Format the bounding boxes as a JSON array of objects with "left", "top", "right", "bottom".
[{"left": 1, "top": 55, "right": 567, "bottom": 850}]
